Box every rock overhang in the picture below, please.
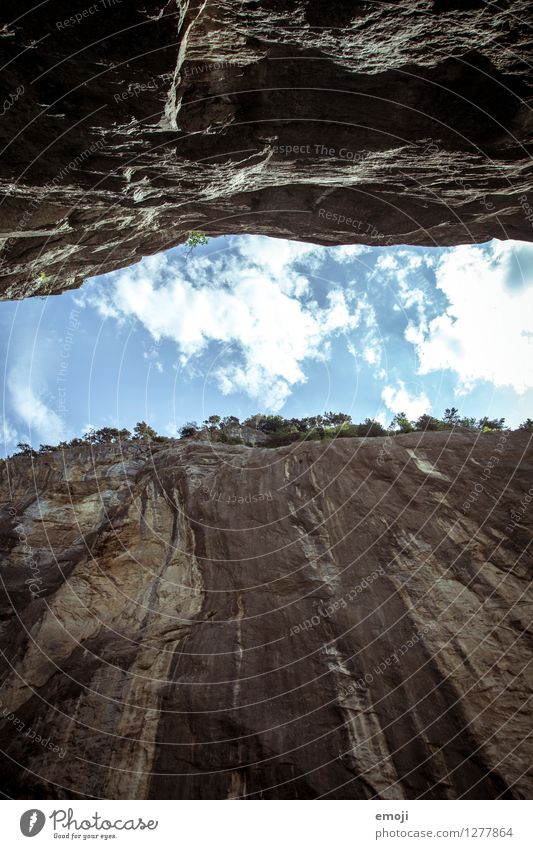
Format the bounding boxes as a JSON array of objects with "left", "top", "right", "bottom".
[{"left": 0, "top": 0, "right": 531, "bottom": 298}]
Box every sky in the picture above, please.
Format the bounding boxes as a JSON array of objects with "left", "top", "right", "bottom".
[{"left": 1, "top": 235, "right": 533, "bottom": 455}]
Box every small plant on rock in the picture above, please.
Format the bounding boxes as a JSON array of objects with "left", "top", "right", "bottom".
[{"left": 185, "top": 231, "right": 209, "bottom": 255}]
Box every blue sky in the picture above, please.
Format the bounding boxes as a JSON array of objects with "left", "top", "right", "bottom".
[{"left": 1, "top": 235, "right": 532, "bottom": 454}]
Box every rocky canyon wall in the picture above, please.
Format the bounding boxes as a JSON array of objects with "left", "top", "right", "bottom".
[
  {"left": 0, "top": 431, "right": 531, "bottom": 799},
  {"left": 0, "top": 0, "right": 532, "bottom": 298}
]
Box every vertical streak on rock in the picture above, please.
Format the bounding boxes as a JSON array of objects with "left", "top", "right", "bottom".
[
  {"left": 163, "top": 0, "right": 209, "bottom": 131},
  {"left": 0, "top": 435, "right": 531, "bottom": 798},
  {"left": 104, "top": 474, "right": 205, "bottom": 797},
  {"left": 232, "top": 593, "right": 245, "bottom": 711}
]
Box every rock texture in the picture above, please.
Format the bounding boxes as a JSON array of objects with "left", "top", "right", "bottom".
[
  {"left": 0, "top": 431, "right": 532, "bottom": 799},
  {"left": 1, "top": 0, "right": 532, "bottom": 298}
]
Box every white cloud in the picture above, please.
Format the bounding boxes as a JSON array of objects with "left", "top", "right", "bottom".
[
  {"left": 231, "top": 234, "right": 323, "bottom": 283},
  {"left": 407, "top": 241, "right": 533, "bottom": 394},
  {"left": 0, "top": 415, "right": 18, "bottom": 449},
  {"left": 326, "top": 244, "right": 371, "bottom": 262},
  {"left": 372, "top": 248, "right": 435, "bottom": 343},
  {"left": 345, "top": 296, "right": 382, "bottom": 373},
  {"left": 164, "top": 421, "right": 179, "bottom": 437},
  {"left": 363, "top": 344, "right": 380, "bottom": 366},
  {"left": 8, "top": 372, "right": 65, "bottom": 445},
  {"left": 143, "top": 348, "right": 164, "bottom": 373},
  {"left": 375, "top": 253, "right": 398, "bottom": 272},
  {"left": 382, "top": 381, "right": 430, "bottom": 419},
  {"left": 81, "top": 239, "right": 363, "bottom": 412}
]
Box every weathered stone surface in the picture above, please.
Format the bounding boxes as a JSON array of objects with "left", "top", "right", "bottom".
[
  {"left": 0, "top": 431, "right": 531, "bottom": 799},
  {"left": 1, "top": 1, "right": 532, "bottom": 298}
]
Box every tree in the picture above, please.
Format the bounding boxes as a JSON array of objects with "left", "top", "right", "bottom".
[
  {"left": 414, "top": 414, "right": 442, "bottom": 432},
  {"left": 390, "top": 412, "right": 413, "bottom": 433},
  {"left": 244, "top": 414, "right": 287, "bottom": 434},
  {"left": 133, "top": 421, "right": 157, "bottom": 441},
  {"left": 221, "top": 415, "right": 240, "bottom": 429},
  {"left": 443, "top": 407, "right": 460, "bottom": 427},
  {"left": 93, "top": 427, "right": 119, "bottom": 443},
  {"left": 15, "top": 442, "right": 35, "bottom": 456},
  {"left": 179, "top": 421, "right": 199, "bottom": 438},
  {"left": 85, "top": 427, "right": 131, "bottom": 444},
  {"left": 288, "top": 416, "right": 310, "bottom": 433},
  {"left": 478, "top": 416, "right": 505, "bottom": 432},
  {"left": 2, "top": 406, "right": 525, "bottom": 459},
  {"left": 258, "top": 415, "right": 286, "bottom": 433},
  {"left": 203, "top": 415, "right": 221, "bottom": 431},
  {"left": 323, "top": 411, "right": 352, "bottom": 427},
  {"left": 243, "top": 413, "right": 263, "bottom": 429},
  {"left": 356, "top": 418, "right": 386, "bottom": 437}
]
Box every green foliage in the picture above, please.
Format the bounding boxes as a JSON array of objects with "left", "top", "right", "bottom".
[
  {"left": 179, "top": 421, "right": 199, "bottom": 438},
  {"left": 203, "top": 415, "right": 221, "bottom": 432},
  {"left": 221, "top": 415, "right": 240, "bottom": 428},
  {"left": 414, "top": 414, "right": 444, "bottom": 432},
  {"left": 185, "top": 231, "right": 209, "bottom": 251},
  {"left": 4, "top": 406, "right": 523, "bottom": 462},
  {"left": 286, "top": 417, "right": 309, "bottom": 433},
  {"left": 83, "top": 427, "right": 131, "bottom": 444},
  {"left": 356, "top": 418, "right": 387, "bottom": 437},
  {"left": 242, "top": 414, "right": 285, "bottom": 433},
  {"left": 15, "top": 442, "right": 36, "bottom": 456},
  {"left": 258, "top": 415, "right": 287, "bottom": 434},
  {"left": 323, "top": 411, "right": 352, "bottom": 427},
  {"left": 458, "top": 417, "right": 477, "bottom": 429},
  {"left": 443, "top": 407, "right": 460, "bottom": 427},
  {"left": 388, "top": 408, "right": 503, "bottom": 434},
  {"left": 331, "top": 424, "right": 358, "bottom": 438},
  {"left": 478, "top": 416, "right": 506, "bottom": 432},
  {"left": 390, "top": 412, "right": 414, "bottom": 433},
  {"left": 242, "top": 413, "right": 263, "bottom": 429},
  {"left": 133, "top": 421, "right": 158, "bottom": 441}
]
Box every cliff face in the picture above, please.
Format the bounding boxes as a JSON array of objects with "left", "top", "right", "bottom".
[
  {"left": 0, "top": 431, "right": 531, "bottom": 799},
  {"left": 1, "top": 0, "right": 532, "bottom": 298}
]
